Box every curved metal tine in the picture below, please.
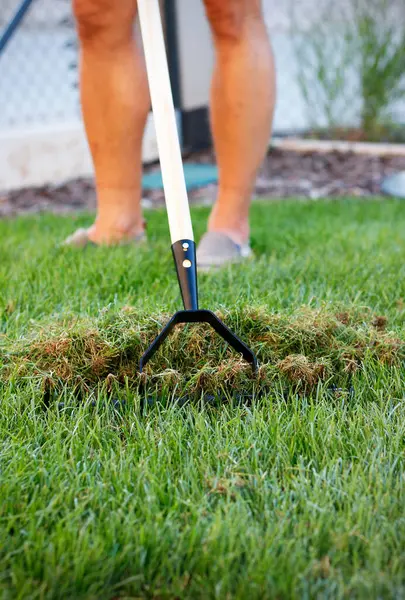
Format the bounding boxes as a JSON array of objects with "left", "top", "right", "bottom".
[
  {"left": 139, "top": 312, "right": 182, "bottom": 373},
  {"left": 202, "top": 311, "right": 258, "bottom": 372}
]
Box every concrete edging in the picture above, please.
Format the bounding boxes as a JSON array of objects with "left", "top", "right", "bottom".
[
  {"left": 271, "top": 137, "right": 405, "bottom": 156},
  {"left": 2, "top": 128, "right": 404, "bottom": 193},
  {"left": 0, "top": 116, "right": 160, "bottom": 192}
]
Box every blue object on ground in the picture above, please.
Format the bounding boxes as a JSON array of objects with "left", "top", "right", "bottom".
[
  {"left": 381, "top": 172, "right": 405, "bottom": 199},
  {"left": 142, "top": 163, "right": 218, "bottom": 191}
]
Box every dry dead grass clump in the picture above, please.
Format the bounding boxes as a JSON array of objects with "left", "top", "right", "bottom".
[
  {"left": 1, "top": 305, "right": 403, "bottom": 399},
  {"left": 277, "top": 354, "right": 329, "bottom": 389}
]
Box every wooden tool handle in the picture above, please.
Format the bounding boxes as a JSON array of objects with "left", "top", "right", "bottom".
[{"left": 138, "top": 0, "right": 193, "bottom": 243}]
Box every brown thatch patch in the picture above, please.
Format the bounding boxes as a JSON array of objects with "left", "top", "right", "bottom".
[
  {"left": 1, "top": 306, "right": 403, "bottom": 399},
  {"left": 277, "top": 355, "right": 329, "bottom": 389},
  {"left": 371, "top": 315, "right": 388, "bottom": 331}
]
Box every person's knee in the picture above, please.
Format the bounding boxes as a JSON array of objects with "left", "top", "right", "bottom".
[
  {"left": 203, "top": 0, "right": 262, "bottom": 43},
  {"left": 72, "top": 0, "right": 135, "bottom": 49}
]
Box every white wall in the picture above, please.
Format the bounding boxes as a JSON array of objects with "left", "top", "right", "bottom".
[{"left": 0, "top": 0, "right": 71, "bottom": 28}]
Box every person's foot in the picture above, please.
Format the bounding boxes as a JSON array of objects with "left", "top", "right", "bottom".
[
  {"left": 196, "top": 231, "right": 252, "bottom": 272},
  {"left": 62, "top": 227, "right": 146, "bottom": 248}
]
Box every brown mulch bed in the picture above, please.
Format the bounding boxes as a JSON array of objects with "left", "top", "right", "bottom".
[{"left": 1, "top": 148, "right": 404, "bottom": 218}]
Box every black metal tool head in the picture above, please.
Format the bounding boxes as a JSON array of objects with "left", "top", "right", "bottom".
[{"left": 139, "top": 309, "right": 258, "bottom": 374}]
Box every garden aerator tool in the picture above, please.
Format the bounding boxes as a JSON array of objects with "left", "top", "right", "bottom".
[{"left": 137, "top": 0, "right": 257, "bottom": 375}]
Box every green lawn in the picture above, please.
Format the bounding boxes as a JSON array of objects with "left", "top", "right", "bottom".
[{"left": 0, "top": 198, "right": 404, "bottom": 599}]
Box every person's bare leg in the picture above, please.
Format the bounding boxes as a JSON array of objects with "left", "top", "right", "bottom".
[
  {"left": 203, "top": 0, "right": 275, "bottom": 246},
  {"left": 72, "top": 0, "right": 150, "bottom": 244}
]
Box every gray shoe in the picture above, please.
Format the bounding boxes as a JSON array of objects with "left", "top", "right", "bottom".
[
  {"left": 196, "top": 231, "right": 252, "bottom": 272},
  {"left": 62, "top": 228, "right": 146, "bottom": 248}
]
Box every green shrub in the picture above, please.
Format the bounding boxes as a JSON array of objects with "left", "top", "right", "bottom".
[{"left": 291, "top": 0, "right": 405, "bottom": 140}]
